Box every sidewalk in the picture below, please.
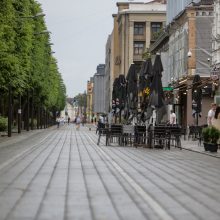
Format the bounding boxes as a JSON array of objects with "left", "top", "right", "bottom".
[
  {"left": 0, "top": 127, "right": 56, "bottom": 149},
  {"left": 181, "top": 138, "right": 220, "bottom": 158}
]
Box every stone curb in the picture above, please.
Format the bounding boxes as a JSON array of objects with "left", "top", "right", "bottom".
[{"left": 181, "top": 147, "right": 220, "bottom": 159}]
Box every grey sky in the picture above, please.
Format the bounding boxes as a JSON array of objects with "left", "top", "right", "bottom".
[{"left": 37, "top": 0, "right": 148, "bottom": 97}]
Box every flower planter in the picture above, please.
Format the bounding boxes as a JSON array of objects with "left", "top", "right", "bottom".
[
  {"left": 202, "top": 126, "right": 220, "bottom": 153},
  {"left": 208, "top": 143, "right": 218, "bottom": 153},
  {"left": 203, "top": 142, "right": 218, "bottom": 152}
]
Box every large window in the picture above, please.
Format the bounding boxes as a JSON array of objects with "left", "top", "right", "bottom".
[
  {"left": 151, "top": 22, "right": 162, "bottom": 32},
  {"left": 134, "top": 23, "right": 145, "bottom": 35},
  {"left": 151, "top": 22, "right": 162, "bottom": 40},
  {"left": 134, "top": 42, "right": 145, "bottom": 55}
]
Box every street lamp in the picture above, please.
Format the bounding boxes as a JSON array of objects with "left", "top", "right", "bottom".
[
  {"left": 34, "top": 30, "right": 51, "bottom": 36},
  {"left": 187, "top": 47, "right": 211, "bottom": 58},
  {"left": 20, "top": 12, "right": 45, "bottom": 19}
]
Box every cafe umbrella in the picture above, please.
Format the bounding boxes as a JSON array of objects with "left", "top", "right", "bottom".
[
  {"left": 126, "top": 63, "right": 138, "bottom": 122},
  {"left": 112, "top": 75, "right": 127, "bottom": 122},
  {"left": 118, "top": 74, "right": 126, "bottom": 122},
  {"left": 146, "top": 54, "right": 166, "bottom": 124},
  {"left": 139, "top": 58, "right": 153, "bottom": 122},
  {"left": 112, "top": 77, "right": 119, "bottom": 115},
  {"left": 192, "top": 74, "right": 202, "bottom": 125}
]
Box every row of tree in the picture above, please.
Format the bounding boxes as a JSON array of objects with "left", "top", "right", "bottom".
[{"left": 0, "top": 0, "right": 66, "bottom": 136}]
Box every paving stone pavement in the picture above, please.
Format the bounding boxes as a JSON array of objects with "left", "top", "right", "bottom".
[{"left": 0, "top": 124, "right": 220, "bottom": 220}]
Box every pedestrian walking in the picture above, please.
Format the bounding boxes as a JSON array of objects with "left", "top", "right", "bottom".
[
  {"left": 68, "top": 117, "right": 70, "bottom": 125},
  {"left": 169, "top": 110, "right": 176, "bottom": 125},
  {"left": 76, "top": 116, "right": 81, "bottom": 130},
  {"left": 213, "top": 105, "right": 220, "bottom": 130},
  {"left": 56, "top": 117, "right": 60, "bottom": 128},
  {"left": 207, "top": 103, "right": 217, "bottom": 126}
]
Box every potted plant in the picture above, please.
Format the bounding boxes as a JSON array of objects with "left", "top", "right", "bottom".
[{"left": 202, "top": 126, "right": 220, "bottom": 152}]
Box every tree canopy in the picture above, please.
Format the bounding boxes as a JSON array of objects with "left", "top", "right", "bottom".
[{"left": 0, "top": 0, "right": 66, "bottom": 111}]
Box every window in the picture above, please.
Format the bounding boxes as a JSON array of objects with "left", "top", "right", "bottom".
[
  {"left": 134, "top": 23, "right": 145, "bottom": 35},
  {"left": 134, "top": 42, "right": 145, "bottom": 55},
  {"left": 151, "top": 22, "right": 162, "bottom": 34},
  {"left": 151, "top": 22, "right": 162, "bottom": 40}
]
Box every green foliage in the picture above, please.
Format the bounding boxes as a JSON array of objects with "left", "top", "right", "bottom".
[
  {"left": 202, "top": 126, "right": 220, "bottom": 144},
  {"left": 0, "top": 116, "right": 7, "bottom": 131},
  {"left": 151, "top": 29, "right": 163, "bottom": 41},
  {"left": 142, "top": 48, "right": 151, "bottom": 60},
  {"left": 74, "top": 93, "right": 87, "bottom": 108},
  {"left": 0, "top": 0, "right": 66, "bottom": 114}
]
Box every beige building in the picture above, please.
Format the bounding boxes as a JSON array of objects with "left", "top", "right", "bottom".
[
  {"left": 115, "top": 1, "right": 167, "bottom": 76},
  {"left": 86, "top": 78, "right": 94, "bottom": 122},
  {"left": 105, "top": 1, "right": 166, "bottom": 111}
]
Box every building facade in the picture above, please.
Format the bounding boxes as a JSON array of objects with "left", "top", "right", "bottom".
[
  {"left": 105, "top": 35, "right": 112, "bottom": 114},
  {"left": 86, "top": 77, "right": 94, "bottom": 122},
  {"left": 115, "top": 1, "right": 167, "bottom": 76},
  {"left": 213, "top": 0, "right": 220, "bottom": 103},
  {"left": 93, "top": 64, "right": 106, "bottom": 114},
  {"left": 167, "top": 0, "right": 214, "bottom": 126},
  {"left": 60, "top": 99, "right": 75, "bottom": 121}
]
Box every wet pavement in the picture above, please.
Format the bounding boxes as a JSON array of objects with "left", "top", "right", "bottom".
[{"left": 0, "top": 124, "right": 220, "bottom": 220}]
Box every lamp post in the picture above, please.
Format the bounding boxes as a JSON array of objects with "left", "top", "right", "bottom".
[
  {"left": 31, "top": 30, "right": 51, "bottom": 130},
  {"left": 8, "top": 83, "right": 12, "bottom": 137},
  {"left": 20, "top": 12, "right": 45, "bottom": 19},
  {"left": 34, "top": 30, "right": 51, "bottom": 36}
]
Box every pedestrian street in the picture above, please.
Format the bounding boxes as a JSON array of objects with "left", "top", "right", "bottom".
[{"left": 0, "top": 125, "right": 220, "bottom": 220}]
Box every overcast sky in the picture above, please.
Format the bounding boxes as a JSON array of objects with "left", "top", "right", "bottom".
[{"left": 37, "top": 0, "right": 149, "bottom": 97}]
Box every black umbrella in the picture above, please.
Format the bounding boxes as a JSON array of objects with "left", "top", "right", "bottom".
[
  {"left": 125, "top": 64, "right": 138, "bottom": 123},
  {"left": 192, "top": 74, "right": 202, "bottom": 125},
  {"left": 138, "top": 58, "right": 153, "bottom": 122},
  {"left": 112, "top": 75, "right": 126, "bottom": 117},
  {"left": 126, "top": 64, "right": 138, "bottom": 111},
  {"left": 112, "top": 77, "right": 119, "bottom": 113},
  {"left": 139, "top": 58, "right": 153, "bottom": 92},
  {"left": 118, "top": 74, "right": 126, "bottom": 110},
  {"left": 146, "top": 54, "right": 166, "bottom": 124}
]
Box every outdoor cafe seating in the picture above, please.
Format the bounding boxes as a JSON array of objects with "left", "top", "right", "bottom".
[
  {"left": 148, "top": 124, "right": 182, "bottom": 149},
  {"left": 97, "top": 123, "right": 182, "bottom": 150},
  {"left": 106, "top": 124, "right": 123, "bottom": 146},
  {"left": 122, "top": 125, "right": 135, "bottom": 146},
  {"left": 188, "top": 124, "right": 208, "bottom": 146}
]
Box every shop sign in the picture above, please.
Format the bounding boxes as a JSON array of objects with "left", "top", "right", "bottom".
[
  {"left": 163, "top": 87, "right": 173, "bottom": 91},
  {"left": 210, "top": 66, "right": 220, "bottom": 81}
]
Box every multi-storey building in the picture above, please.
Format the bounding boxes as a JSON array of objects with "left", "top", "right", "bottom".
[
  {"left": 167, "top": 0, "right": 214, "bottom": 126},
  {"left": 93, "top": 64, "right": 106, "bottom": 114},
  {"left": 105, "top": 35, "right": 112, "bottom": 114},
  {"left": 86, "top": 77, "right": 94, "bottom": 122},
  {"left": 213, "top": 0, "right": 220, "bottom": 103},
  {"left": 167, "top": 0, "right": 200, "bottom": 24},
  {"left": 115, "top": 1, "right": 167, "bottom": 76}
]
